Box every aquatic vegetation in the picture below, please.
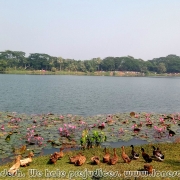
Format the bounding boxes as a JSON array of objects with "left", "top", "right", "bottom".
[
  {"left": 0, "top": 111, "right": 180, "bottom": 161},
  {"left": 153, "top": 125, "right": 166, "bottom": 138},
  {"left": 59, "top": 123, "right": 76, "bottom": 138},
  {"left": 1, "top": 125, "right": 4, "bottom": 131},
  {"left": 80, "top": 130, "right": 106, "bottom": 149},
  {"left": 26, "top": 126, "right": 44, "bottom": 146},
  {"left": 93, "top": 131, "right": 107, "bottom": 146}
]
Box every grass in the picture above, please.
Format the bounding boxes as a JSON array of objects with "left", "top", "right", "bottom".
[
  {"left": 2, "top": 70, "right": 86, "bottom": 75},
  {"left": 2, "top": 70, "right": 180, "bottom": 77},
  {"left": 0, "top": 142, "right": 180, "bottom": 180}
]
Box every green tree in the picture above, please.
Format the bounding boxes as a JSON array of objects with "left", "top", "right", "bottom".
[
  {"left": 0, "top": 50, "right": 26, "bottom": 70},
  {"left": 101, "top": 57, "right": 115, "bottom": 71},
  {"left": 57, "top": 57, "right": 63, "bottom": 71},
  {"left": 77, "top": 61, "right": 86, "bottom": 72},
  {"left": 157, "top": 63, "right": 166, "bottom": 74},
  {"left": 28, "top": 53, "right": 53, "bottom": 70},
  {"left": 84, "top": 60, "right": 96, "bottom": 72},
  {"left": 91, "top": 57, "right": 102, "bottom": 71},
  {"left": 118, "top": 57, "right": 140, "bottom": 71},
  {"left": 0, "top": 59, "right": 7, "bottom": 71}
]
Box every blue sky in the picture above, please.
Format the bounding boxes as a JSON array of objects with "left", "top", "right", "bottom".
[{"left": 0, "top": 0, "right": 180, "bottom": 60}]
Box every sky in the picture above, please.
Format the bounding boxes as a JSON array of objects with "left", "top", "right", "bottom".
[{"left": 0, "top": 0, "right": 180, "bottom": 61}]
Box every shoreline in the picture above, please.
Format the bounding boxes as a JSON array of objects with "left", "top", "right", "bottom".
[
  {"left": 0, "top": 142, "right": 180, "bottom": 180},
  {"left": 1, "top": 70, "right": 180, "bottom": 77}
]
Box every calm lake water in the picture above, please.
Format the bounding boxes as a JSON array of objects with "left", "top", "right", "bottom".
[{"left": 0, "top": 74, "right": 180, "bottom": 115}]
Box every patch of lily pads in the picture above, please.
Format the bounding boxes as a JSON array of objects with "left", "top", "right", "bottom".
[{"left": 0, "top": 111, "right": 180, "bottom": 161}]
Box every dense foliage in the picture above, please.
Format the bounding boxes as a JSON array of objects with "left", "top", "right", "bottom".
[{"left": 0, "top": 50, "right": 180, "bottom": 74}]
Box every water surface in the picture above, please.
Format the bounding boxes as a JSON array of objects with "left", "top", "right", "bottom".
[{"left": 0, "top": 74, "right": 180, "bottom": 115}]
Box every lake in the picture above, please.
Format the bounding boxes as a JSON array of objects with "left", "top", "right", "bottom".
[
  {"left": 0, "top": 74, "right": 180, "bottom": 115},
  {"left": 0, "top": 74, "right": 180, "bottom": 164}
]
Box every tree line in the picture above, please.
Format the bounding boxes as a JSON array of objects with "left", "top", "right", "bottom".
[{"left": 0, "top": 50, "right": 180, "bottom": 74}]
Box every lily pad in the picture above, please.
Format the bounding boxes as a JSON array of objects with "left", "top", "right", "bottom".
[
  {"left": 130, "top": 112, "right": 135, "bottom": 117},
  {"left": 0, "top": 154, "right": 10, "bottom": 159}
]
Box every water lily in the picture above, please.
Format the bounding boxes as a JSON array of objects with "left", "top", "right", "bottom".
[
  {"left": 145, "top": 113, "right": 151, "bottom": 118},
  {"left": 59, "top": 115, "right": 64, "bottom": 119},
  {"left": 154, "top": 125, "right": 166, "bottom": 138},
  {"left": 134, "top": 113, "right": 139, "bottom": 118},
  {"left": 132, "top": 124, "right": 141, "bottom": 132},
  {"left": 154, "top": 126, "right": 166, "bottom": 133},
  {"left": 59, "top": 123, "right": 77, "bottom": 138},
  {"left": 171, "top": 116, "right": 177, "bottom": 124},
  {"left": 159, "top": 117, "right": 165, "bottom": 124},
  {"left": 98, "top": 122, "right": 105, "bottom": 130},
  {"left": 131, "top": 124, "right": 136, "bottom": 129},
  {"left": 79, "top": 120, "right": 86, "bottom": 125},
  {"left": 146, "top": 116, "right": 151, "bottom": 121},
  {"left": 119, "top": 128, "right": 124, "bottom": 134},
  {"left": 35, "top": 136, "right": 44, "bottom": 146},
  {"left": 1, "top": 125, "right": 4, "bottom": 131}
]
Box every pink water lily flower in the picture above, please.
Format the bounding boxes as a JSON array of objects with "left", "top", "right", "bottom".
[
  {"left": 171, "top": 116, "right": 177, "bottom": 124},
  {"left": 59, "top": 123, "right": 77, "bottom": 138},
  {"left": 1, "top": 125, "right": 4, "bottom": 131},
  {"left": 146, "top": 117, "right": 150, "bottom": 121},
  {"left": 134, "top": 114, "right": 139, "bottom": 118},
  {"left": 79, "top": 120, "right": 86, "bottom": 125},
  {"left": 131, "top": 124, "right": 137, "bottom": 129},
  {"left": 145, "top": 113, "right": 151, "bottom": 118},
  {"left": 154, "top": 126, "right": 166, "bottom": 133},
  {"left": 119, "top": 128, "right": 124, "bottom": 134},
  {"left": 59, "top": 115, "right": 64, "bottom": 119},
  {"left": 159, "top": 117, "right": 165, "bottom": 124}
]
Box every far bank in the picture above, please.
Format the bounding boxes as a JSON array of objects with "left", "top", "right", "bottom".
[{"left": 1, "top": 70, "right": 180, "bottom": 77}]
